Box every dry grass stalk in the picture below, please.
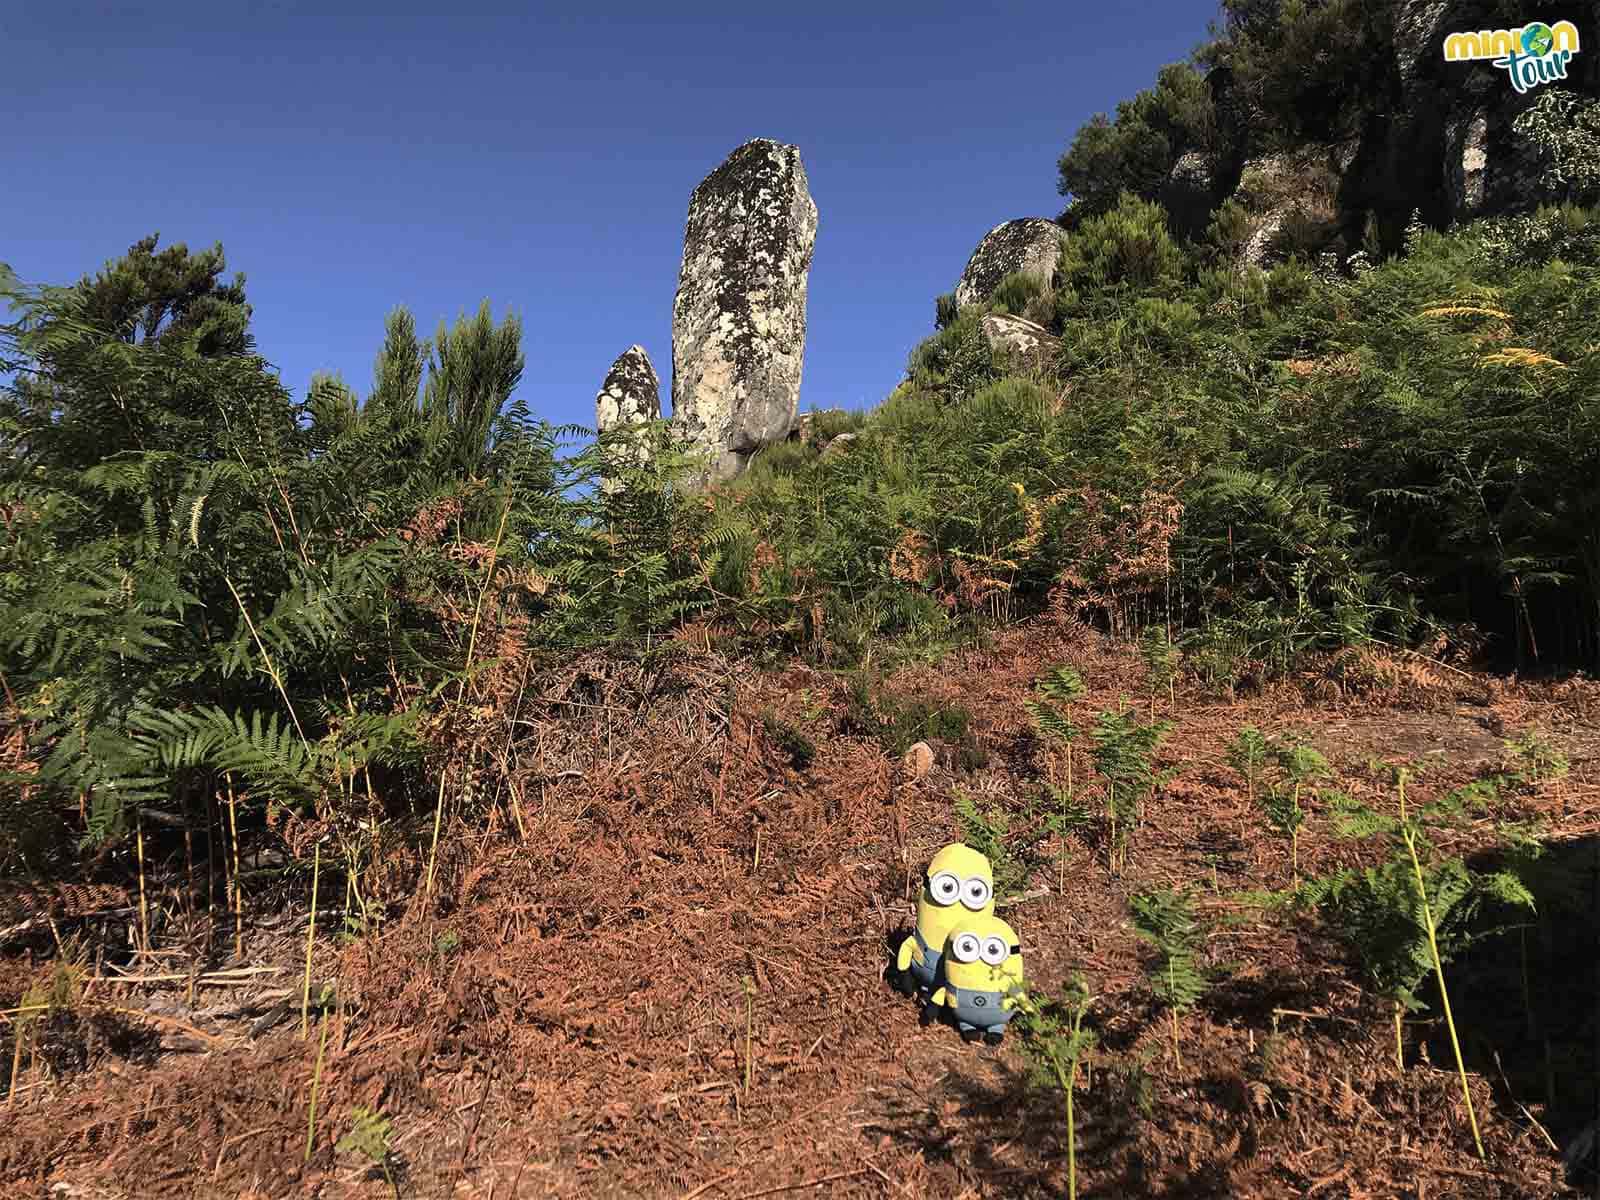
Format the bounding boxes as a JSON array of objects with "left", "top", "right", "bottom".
[
  {"left": 225, "top": 775, "right": 243, "bottom": 960},
  {"left": 301, "top": 840, "right": 321, "bottom": 1039},
  {"left": 135, "top": 809, "right": 150, "bottom": 955}
]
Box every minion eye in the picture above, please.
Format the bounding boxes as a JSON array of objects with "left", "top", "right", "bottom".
[
  {"left": 980, "top": 936, "right": 1009, "bottom": 966},
  {"left": 951, "top": 933, "right": 981, "bottom": 963},
  {"left": 928, "top": 872, "right": 961, "bottom": 905},
  {"left": 960, "top": 877, "right": 992, "bottom": 910}
]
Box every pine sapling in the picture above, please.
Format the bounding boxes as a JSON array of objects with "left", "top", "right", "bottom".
[
  {"left": 1259, "top": 782, "right": 1307, "bottom": 880},
  {"left": 1092, "top": 703, "right": 1171, "bottom": 872},
  {"left": 1130, "top": 887, "right": 1208, "bottom": 1071},
  {"left": 1044, "top": 784, "right": 1095, "bottom": 895}
]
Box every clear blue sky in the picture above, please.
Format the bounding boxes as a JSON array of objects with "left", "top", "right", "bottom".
[{"left": 6, "top": 2, "right": 1214, "bottom": 435}]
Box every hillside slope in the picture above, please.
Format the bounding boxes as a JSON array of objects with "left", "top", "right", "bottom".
[{"left": 4, "top": 628, "right": 1596, "bottom": 1197}]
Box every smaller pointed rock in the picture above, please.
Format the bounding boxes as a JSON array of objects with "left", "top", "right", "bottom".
[{"left": 596, "top": 345, "right": 661, "bottom": 491}]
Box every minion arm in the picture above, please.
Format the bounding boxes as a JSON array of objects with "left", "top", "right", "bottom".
[{"left": 895, "top": 935, "right": 916, "bottom": 973}]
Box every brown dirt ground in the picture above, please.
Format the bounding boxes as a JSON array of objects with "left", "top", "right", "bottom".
[{"left": 3, "top": 624, "right": 1598, "bottom": 1199}]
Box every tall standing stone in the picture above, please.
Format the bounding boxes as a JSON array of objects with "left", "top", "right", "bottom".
[
  {"left": 671, "top": 139, "right": 818, "bottom": 481},
  {"left": 595, "top": 345, "right": 660, "bottom": 492}
]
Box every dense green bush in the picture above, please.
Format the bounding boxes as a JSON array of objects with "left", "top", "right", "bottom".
[
  {"left": 989, "top": 270, "right": 1047, "bottom": 317},
  {"left": 0, "top": 239, "right": 710, "bottom": 870},
  {"left": 906, "top": 309, "right": 999, "bottom": 402},
  {"left": 1059, "top": 194, "right": 1188, "bottom": 294},
  {"left": 1515, "top": 90, "right": 1600, "bottom": 206},
  {"left": 1196, "top": 0, "right": 1374, "bottom": 152},
  {"left": 1057, "top": 64, "right": 1216, "bottom": 223}
]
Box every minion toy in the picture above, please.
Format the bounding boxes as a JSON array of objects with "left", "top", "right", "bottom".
[
  {"left": 889, "top": 844, "right": 994, "bottom": 999},
  {"left": 927, "top": 915, "right": 1026, "bottom": 1044}
]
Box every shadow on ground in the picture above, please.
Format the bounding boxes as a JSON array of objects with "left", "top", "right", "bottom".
[{"left": 1437, "top": 833, "right": 1598, "bottom": 1190}]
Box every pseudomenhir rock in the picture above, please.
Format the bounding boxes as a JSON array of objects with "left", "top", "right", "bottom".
[
  {"left": 671, "top": 139, "right": 818, "bottom": 481},
  {"left": 595, "top": 345, "right": 660, "bottom": 492},
  {"left": 596, "top": 344, "right": 661, "bottom": 430}
]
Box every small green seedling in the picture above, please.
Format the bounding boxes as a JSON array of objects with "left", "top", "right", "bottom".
[
  {"left": 1130, "top": 887, "right": 1209, "bottom": 1071},
  {"left": 1015, "top": 976, "right": 1097, "bottom": 1200},
  {"left": 1139, "top": 626, "right": 1180, "bottom": 715},
  {"left": 1261, "top": 739, "right": 1327, "bottom": 879},
  {"left": 1226, "top": 726, "right": 1271, "bottom": 803},
  {"left": 1024, "top": 665, "right": 1088, "bottom": 889},
  {"left": 1259, "top": 782, "right": 1307, "bottom": 879},
  {"left": 1092, "top": 702, "right": 1171, "bottom": 872},
  {"left": 338, "top": 1106, "right": 399, "bottom": 1198},
  {"left": 1043, "top": 783, "right": 1096, "bottom": 895},
  {"left": 1503, "top": 727, "right": 1569, "bottom": 795}
]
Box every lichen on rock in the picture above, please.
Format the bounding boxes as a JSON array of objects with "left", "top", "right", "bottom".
[
  {"left": 953, "top": 218, "right": 1063, "bottom": 311},
  {"left": 980, "top": 313, "right": 1058, "bottom": 370},
  {"left": 671, "top": 139, "right": 818, "bottom": 482},
  {"left": 595, "top": 344, "right": 661, "bottom": 492}
]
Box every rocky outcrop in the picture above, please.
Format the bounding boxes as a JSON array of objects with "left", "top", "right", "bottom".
[
  {"left": 1446, "top": 111, "right": 1489, "bottom": 219},
  {"left": 671, "top": 139, "right": 818, "bottom": 482},
  {"left": 821, "top": 431, "right": 857, "bottom": 457},
  {"left": 595, "top": 345, "right": 660, "bottom": 491},
  {"left": 1226, "top": 148, "right": 1345, "bottom": 268},
  {"left": 1392, "top": 0, "right": 1455, "bottom": 90},
  {"left": 1188, "top": 3, "right": 1600, "bottom": 260},
  {"left": 1161, "top": 151, "right": 1220, "bottom": 241},
  {"left": 954, "top": 219, "right": 1062, "bottom": 310},
  {"left": 596, "top": 345, "right": 660, "bottom": 431},
  {"left": 789, "top": 409, "right": 847, "bottom": 447},
  {"left": 980, "top": 314, "right": 1058, "bottom": 370},
  {"left": 1350, "top": 0, "right": 1600, "bottom": 249}
]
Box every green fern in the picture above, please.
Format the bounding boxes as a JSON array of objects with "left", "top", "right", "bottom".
[
  {"left": 1225, "top": 726, "right": 1271, "bottom": 803},
  {"left": 1091, "top": 703, "right": 1171, "bottom": 871},
  {"left": 1298, "top": 773, "right": 1535, "bottom": 1080},
  {"left": 1130, "top": 887, "right": 1209, "bottom": 1070},
  {"left": 1259, "top": 738, "right": 1327, "bottom": 879},
  {"left": 337, "top": 1105, "right": 398, "bottom": 1196},
  {"left": 1138, "top": 626, "right": 1179, "bottom": 711},
  {"left": 1013, "top": 975, "right": 1097, "bottom": 1200}
]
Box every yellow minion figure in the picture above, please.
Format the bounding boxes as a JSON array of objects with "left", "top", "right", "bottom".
[
  {"left": 890, "top": 843, "right": 994, "bottom": 999},
  {"left": 928, "top": 915, "right": 1026, "bottom": 1044}
]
